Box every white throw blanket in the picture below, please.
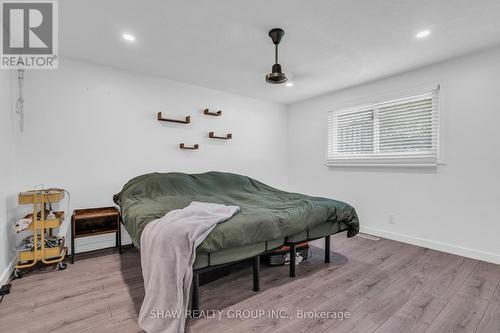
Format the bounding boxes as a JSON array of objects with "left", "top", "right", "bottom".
[{"left": 138, "top": 201, "right": 240, "bottom": 333}]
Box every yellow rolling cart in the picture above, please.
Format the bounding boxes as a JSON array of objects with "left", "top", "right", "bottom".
[{"left": 15, "top": 189, "right": 68, "bottom": 278}]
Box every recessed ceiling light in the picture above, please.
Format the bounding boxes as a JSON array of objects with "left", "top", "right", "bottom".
[
  {"left": 122, "top": 33, "right": 136, "bottom": 42},
  {"left": 415, "top": 30, "right": 431, "bottom": 39},
  {"left": 285, "top": 82, "right": 294, "bottom": 87}
]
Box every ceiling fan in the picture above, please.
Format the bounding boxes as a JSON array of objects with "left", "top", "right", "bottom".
[{"left": 265, "top": 28, "right": 288, "bottom": 84}]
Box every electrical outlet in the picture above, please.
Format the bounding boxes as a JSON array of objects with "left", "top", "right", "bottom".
[{"left": 388, "top": 214, "right": 396, "bottom": 224}]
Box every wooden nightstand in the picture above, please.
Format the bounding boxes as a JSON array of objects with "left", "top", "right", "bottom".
[{"left": 70, "top": 206, "right": 121, "bottom": 264}]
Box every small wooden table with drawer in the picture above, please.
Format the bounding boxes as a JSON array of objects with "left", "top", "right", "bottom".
[{"left": 70, "top": 206, "right": 121, "bottom": 263}]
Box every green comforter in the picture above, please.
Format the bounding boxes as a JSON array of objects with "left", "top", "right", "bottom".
[{"left": 113, "top": 172, "right": 359, "bottom": 253}]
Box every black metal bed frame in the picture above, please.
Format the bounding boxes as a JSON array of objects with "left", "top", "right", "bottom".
[
  {"left": 118, "top": 217, "right": 332, "bottom": 312},
  {"left": 284, "top": 234, "right": 331, "bottom": 278},
  {"left": 190, "top": 235, "right": 331, "bottom": 311}
]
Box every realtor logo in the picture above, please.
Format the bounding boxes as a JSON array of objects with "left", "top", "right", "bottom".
[{"left": 1, "top": 0, "right": 58, "bottom": 69}]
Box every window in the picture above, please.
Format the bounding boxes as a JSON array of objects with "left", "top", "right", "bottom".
[{"left": 328, "top": 89, "right": 439, "bottom": 166}]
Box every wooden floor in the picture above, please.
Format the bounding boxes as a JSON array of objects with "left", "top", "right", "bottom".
[{"left": 1, "top": 234, "right": 500, "bottom": 333}]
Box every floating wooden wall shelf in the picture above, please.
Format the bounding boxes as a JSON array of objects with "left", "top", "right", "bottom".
[
  {"left": 209, "top": 132, "right": 232, "bottom": 139},
  {"left": 204, "top": 109, "right": 222, "bottom": 116},
  {"left": 180, "top": 143, "right": 199, "bottom": 150},
  {"left": 157, "top": 112, "right": 190, "bottom": 124}
]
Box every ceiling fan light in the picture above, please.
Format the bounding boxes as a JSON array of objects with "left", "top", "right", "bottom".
[
  {"left": 266, "top": 64, "right": 288, "bottom": 84},
  {"left": 265, "top": 72, "right": 288, "bottom": 84}
]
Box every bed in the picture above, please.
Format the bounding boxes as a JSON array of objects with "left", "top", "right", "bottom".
[{"left": 113, "top": 171, "right": 359, "bottom": 309}]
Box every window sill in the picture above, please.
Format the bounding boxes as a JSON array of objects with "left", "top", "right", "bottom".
[{"left": 326, "top": 161, "right": 446, "bottom": 168}]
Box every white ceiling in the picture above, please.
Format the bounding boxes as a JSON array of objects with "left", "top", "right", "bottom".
[{"left": 60, "top": 0, "right": 500, "bottom": 104}]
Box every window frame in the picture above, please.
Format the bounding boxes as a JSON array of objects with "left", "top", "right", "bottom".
[{"left": 327, "top": 89, "right": 440, "bottom": 167}]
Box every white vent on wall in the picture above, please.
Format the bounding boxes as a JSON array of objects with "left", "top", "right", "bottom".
[{"left": 328, "top": 89, "right": 440, "bottom": 167}]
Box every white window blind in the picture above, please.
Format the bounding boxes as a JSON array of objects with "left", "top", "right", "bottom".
[{"left": 328, "top": 89, "right": 439, "bottom": 166}]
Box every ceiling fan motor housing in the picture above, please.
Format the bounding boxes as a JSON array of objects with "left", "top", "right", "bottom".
[{"left": 266, "top": 64, "right": 287, "bottom": 84}]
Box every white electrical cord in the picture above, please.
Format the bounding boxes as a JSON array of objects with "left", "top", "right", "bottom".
[{"left": 16, "top": 69, "right": 24, "bottom": 132}]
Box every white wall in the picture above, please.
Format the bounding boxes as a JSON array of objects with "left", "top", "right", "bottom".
[
  {"left": 0, "top": 71, "right": 17, "bottom": 284},
  {"left": 287, "top": 46, "right": 500, "bottom": 264},
  {"left": 12, "top": 59, "right": 288, "bottom": 255}
]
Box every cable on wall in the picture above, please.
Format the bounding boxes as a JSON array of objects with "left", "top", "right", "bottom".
[{"left": 16, "top": 69, "right": 25, "bottom": 132}]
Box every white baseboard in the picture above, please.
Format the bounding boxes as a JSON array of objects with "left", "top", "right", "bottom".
[
  {"left": 361, "top": 226, "right": 500, "bottom": 265},
  {"left": 4, "top": 226, "right": 497, "bottom": 282},
  {"left": 0, "top": 257, "right": 16, "bottom": 285}
]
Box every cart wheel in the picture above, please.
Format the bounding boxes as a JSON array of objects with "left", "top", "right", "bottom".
[
  {"left": 58, "top": 262, "right": 67, "bottom": 270},
  {"left": 14, "top": 269, "right": 23, "bottom": 279}
]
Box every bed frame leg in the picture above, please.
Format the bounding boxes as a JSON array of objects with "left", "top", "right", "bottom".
[
  {"left": 289, "top": 243, "right": 296, "bottom": 278},
  {"left": 117, "top": 225, "right": 122, "bottom": 255},
  {"left": 118, "top": 217, "right": 123, "bottom": 255},
  {"left": 325, "top": 235, "right": 331, "bottom": 263},
  {"left": 192, "top": 274, "right": 200, "bottom": 312},
  {"left": 253, "top": 255, "right": 260, "bottom": 292}
]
